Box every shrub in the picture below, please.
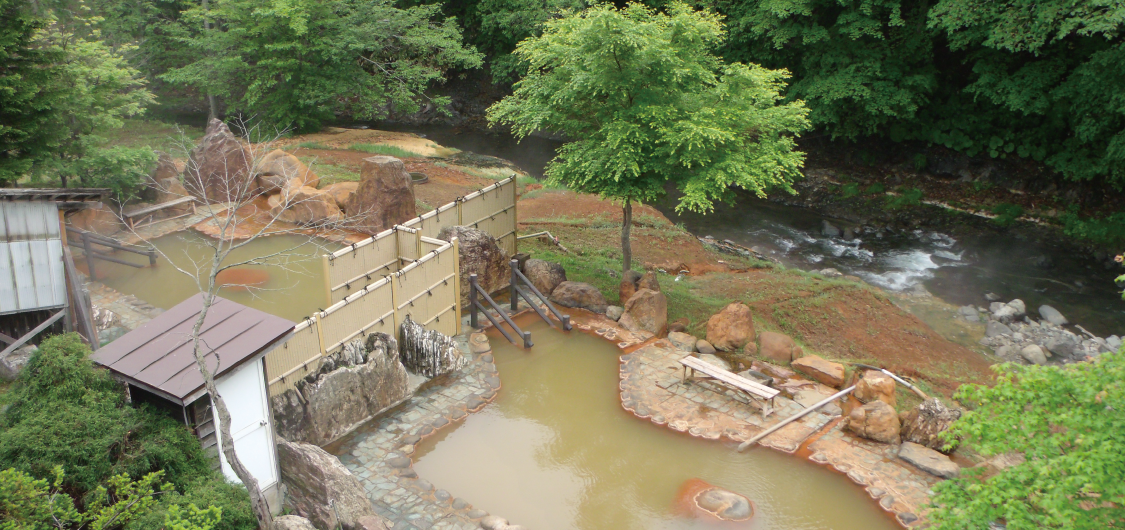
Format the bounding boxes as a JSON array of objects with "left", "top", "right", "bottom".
[
  {"left": 886, "top": 188, "right": 924, "bottom": 209},
  {"left": 348, "top": 143, "right": 424, "bottom": 158},
  {"left": 864, "top": 183, "right": 885, "bottom": 195},
  {"left": 839, "top": 183, "right": 860, "bottom": 198},
  {"left": 127, "top": 478, "right": 255, "bottom": 530},
  {"left": 989, "top": 203, "right": 1024, "bottom": 227}
]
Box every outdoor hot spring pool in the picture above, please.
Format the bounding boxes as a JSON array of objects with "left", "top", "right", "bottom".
[
  {"left": 409, "top": 320, "right": 900, "bottom": 530},
  {"left": 91, "top": 230, "right": 337, "bottom": 322}
]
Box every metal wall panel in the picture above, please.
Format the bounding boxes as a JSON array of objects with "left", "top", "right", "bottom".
[{"left": 0, "top": 201, "right": 67, "bottom": 315}]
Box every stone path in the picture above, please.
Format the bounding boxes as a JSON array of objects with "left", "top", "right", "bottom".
[
  {"left": 619, "top": 335, "right": 939, "bottom": 527},
  {"left": 332, "top": 333, "right": 508, "bottom": 530}
]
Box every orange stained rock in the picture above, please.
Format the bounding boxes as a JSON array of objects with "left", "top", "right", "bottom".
[
  {"left": 215, "top": 268, "right": 270, "bottom": 291},
  {"left": 673, "top": 478, "right": 755, "bottom": 525}
]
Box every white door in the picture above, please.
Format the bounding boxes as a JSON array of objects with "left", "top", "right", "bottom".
[{"left": 213, "top": 358, "right": 278, "bottom": 492}]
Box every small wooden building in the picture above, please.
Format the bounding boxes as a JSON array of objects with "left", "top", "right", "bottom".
[
  {"left": 91, "top": 293, "right": 294, "bottom": 513},
  {"left": 1, "top": 189, "right": 106, "bottom": 359}
]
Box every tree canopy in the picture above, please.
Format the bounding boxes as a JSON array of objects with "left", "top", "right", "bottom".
[
  {"left": 928, "top": 349, "right": 1125, "bottom": 529},
  {"left": 488, "top": 1, "right": 809, "bottom": 270}
]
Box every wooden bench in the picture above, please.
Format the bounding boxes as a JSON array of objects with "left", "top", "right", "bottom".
[
  {"left": 680, "top": 355, "right": 781, "bottom": 418},
  {"left": 122, "top": 196, "right": 197, "bottom": 229}
]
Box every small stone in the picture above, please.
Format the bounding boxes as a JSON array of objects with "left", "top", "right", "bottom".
[
  {"left": 606, "top": 305, "right": 624, "bottom": 321},
  {"left": 398, "top": 469, "right": 417, "bottom": 479},
  {"left": 696, "top": 339, "right": 717, "bottom": 355},
  {"left": 465, "top": 395, "right": 485, "bottom": 410},
  {"left": 1038, "top": 304, "right": 1068, "bottom": 326},
  {"left": 452, "top": 498, "right": 469, "bottom": 510},
  {"left": 985, "top": 321, "right": 1012, "bottom": 338},
  {"left": 465, "top": 509, "right": 488, "bottom": 519},
  {"left": 432, "top": 417, "right": 449, "bottom": 428},
  {"left": 1020, "top": 344, "right": 1048, "bottom": 365},
  {"left": 435, "top": 489, "right": 451, "bottom": 502},
  {"left": 386, "top": 456, "right": 411, "bottom": 469},
  {"left": 898, "top": 441, "right": 961, "bottom": 478},
  {"left": 401, "top": 434, "right": 421, "bottom": 445},
  {"left": 880, "top": 495, "right": 895, "bottom": 509},
  {"left": 668, "top": 331, "right": 698, "bottom": 352},
  {"left": 414, "top": 479, "right": 434, "bottom": 492},
  {"left": 480, "top": 354, "right": 494, "bottom": 363},
  {"left": 485, "top": 376, "right": 501, "bottom": 389},
  {"left": 897, "top": 512, "right": 918, "bottom": 524}
]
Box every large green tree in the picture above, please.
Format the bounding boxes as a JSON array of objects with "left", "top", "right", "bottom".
[
  {"left": 163, "top": 0, "right": 483, "bottom": 132},
  {"left": 928, "top": 349, "right": 1125, "bottom": 529},
  {"left": 488, "top": 2, "right": 810, "bottom": 272}
]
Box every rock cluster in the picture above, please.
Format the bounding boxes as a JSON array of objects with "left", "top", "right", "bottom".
[
  {"left": 973, "top": 299, "right": 1117, "bottom": 365},
  {"left": 277, "top": 438, "right": 393, "bottom": 530}
]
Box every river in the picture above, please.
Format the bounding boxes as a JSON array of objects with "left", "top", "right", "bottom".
[{"left": 368, "top": 123, "right": 1125, "bottom": 337}]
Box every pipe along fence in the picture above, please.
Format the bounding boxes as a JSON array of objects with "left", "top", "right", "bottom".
[{"left": 264, "top": 176, "right": 517, "bottom": 397}]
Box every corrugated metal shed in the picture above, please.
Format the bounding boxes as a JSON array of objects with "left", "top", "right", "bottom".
[
  {"left": 0, "top": 201, "right": 67, "bottom": 315},
  {"left": 90, "top": 294, "right": 295, "bottom": 405}
]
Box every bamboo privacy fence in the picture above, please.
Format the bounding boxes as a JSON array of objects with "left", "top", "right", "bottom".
[{"left": 265, "top": 175, "right": 517, "bottom": 396}]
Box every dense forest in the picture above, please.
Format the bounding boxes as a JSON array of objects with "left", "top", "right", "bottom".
[{"left": 2, "top": 0, "right": 1124, "bottom": 243}]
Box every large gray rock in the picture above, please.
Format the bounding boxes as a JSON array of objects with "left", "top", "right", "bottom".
[
  {"left": 522, "top": 259, "right": 566, "bottom": 296},
  {"left": 184, "top": 118, "right": 256, "bottom": 203},
  {"left": 985, "top": 321, "right": 1012, "bottom": 338},
  {"left": 0, "top": 344, "right": 36, "bottom": 381},
  {"left": 277, "top": 438, "right": 392, "bottom": 530},
  {"left": 694, "top": 485, "right": 753, "bottom": 521},
  {"left": 1020, "top": 344, "right": 1048, "bottom": 365},
  {"left": 618, "top": 288, "right": 668, "bottom": 336},
  {"left": 898, "top": 441, "right": 960, "bottom": 479},
  {"left": 668, "top": 332, "right": 697, "bottom": 352},
  {"left": 550, "top": 281, "right": 608, "bottom": 314},
  {"left": 272, "top": 515, "right": 317, "bottom": 530},
  {"left": 346, "top": 156, "right": 416, "bottom": 235},
  {"left": 1044, "top": 335, "right": 1077, "bottom": 359},
  {"left": 605, "top": 305, "right": 623, "bottom": 321},
  {"left": 1007, "top": 299, "right": 1026, "bottom": 316},
  {"left": 1038, "top": 305, "right": 1068, "bottom": 326},
  {"left": 439, "top": 226, "right": 510, "bottom": 307},
  {"left": 272, "top": 334, "right": 409, "bottom": 446}
]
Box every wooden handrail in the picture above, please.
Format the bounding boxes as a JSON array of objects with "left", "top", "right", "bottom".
[
  {"left": 469, "top": 273, "right": 531, "bottom": 348},
  {"left": 509, "top": 259, "right": 572, "bottom": 331}
]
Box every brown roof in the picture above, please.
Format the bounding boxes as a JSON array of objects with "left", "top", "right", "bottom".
[
  {"left": 0, "top": 188, "right": 109, "bottom": 202},
  {"left": 91, "top": 293, "right": 294, "bottom": 404}
]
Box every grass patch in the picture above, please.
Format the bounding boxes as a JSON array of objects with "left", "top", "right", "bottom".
[
  {"left": 296, "top": 141, "right": 331, "bottom": 150},
  {"left": 886, "top": 187, "right": 924, "bottom": 209},
  {"left": 989, "top": 202, "right": 1025, "bottom": 227},
  {"left": 296, "top": 156, "right": 361, "bottom": 184},
  {"left": 864, "top": 182, "right": 885, "bottom": 195},
  {"left": 102, "top": 118, "right": 203, "bottom": 151},
  {"left": 349, "top": 143, "right": 426, "bottom": 158},
  {"left": 416, "top": 198, "right": 433, "bottom": 213}
]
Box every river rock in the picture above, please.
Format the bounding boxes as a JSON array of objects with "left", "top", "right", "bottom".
[
  {"left": 1038, "top": 305, "right": 1068, "bottom": 326},
  {"left": 694, "top": 487, "right": 753, "bottom": 521},
  {"left": 900, "top": 398, "right": 961, "bottom": 452},
  {"left": 439, "top": 226, "right": 510, "bottom": 306},
  {"left": 1020, "top": 344, "right": 1048, "bottom": 365},
  {"left": 705, "top": 303, "right": 756, "bottom": 351},
  {"left": 550, "top": 281, "right": 608, "bottom": 314},
  {"left": 1109, "top": 335, "right": 1122, "bottom": 351},
  {"left": 991, "top": 305, "right": 1020, "bottom": 324},
  {"left": 818, "top": 268, "right": 843, "bottom": 278},
  {"left": 757, "top": 331, "right": 803, "bottom": 364},
  {"left": 272, "top": 334, "right": 409, "bottom": 446},
  {"left": 791, "top": 355, "right": 845, "bottom": 388},
  {"left": 184, "top": 118, "right": 256, "bottom": 203},
  {"left": 277, "top": 438, "right": 392, "bottom": 530},
  {"left": 618, "top": 288, "right": 668, "bottom": 336},
  {"left": 822, "top": 220, "right": 842, "bottom": 237},
  {"left": 320, "top": 182, "right": 359, "bottom": 211},
  {"left": 699, "top": 354, "right": 729, "bottom": 371},
  {"left": 854, "top": 370, "right": 896, "bottom": 408},
  {"left": 985, "top": 321, "right": 1012, "bottom": 338},
  {"left": 346, "top": 156, "right": 416, "bottom": 235},
  {"left": 606, "top": 305, "right": 623, "bottom": 321},
  {"left": 1044, "top": 335, "right": 1077, "bottom": 358},
  {"left": 1007, "top": 299, "right": 1026, "bottom": 315},
  {"left": 523, "top": 259, "right": 567, "bottom": 296},
  {"left": 258, "top": 149, "right": 320, "bottom": 191},
  {"left": 898, "top": 442, "right": 960, "bottom": 479},
  {"left": 273, "top": 515, "right": 317, "bottom": 530},
  {"left": 619, "top": 270, "right": 642, "bottom": 305},
  {"left": 270, "top": 186, "right": 342, "bottom": 225},
  {"left": 696, "top": 339, "right": 716, "bottom": 355},
  {"left": 846, "top": 401, "right": 900, "bottom": 444},
  {"left": 668, "top": 332, "right": 697, "bottom": 352}
]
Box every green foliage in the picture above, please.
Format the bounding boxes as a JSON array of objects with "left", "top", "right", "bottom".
[
  {"left": 885, "top": 187, "right": 923, "bottom": 209},
  {"left": 989, "top": 202, "right": 1024, "bottom": 227},
  {"left": 162, "top": 504, "right": 222, "bottom": 530},
  {"left": 163, "top": 0, "right": 482, "bottom": 132},
  {"left": 864, "top": 182, "right": 886, "bottom": 194},
  {"left": 929, "top": 349, "right": 1125, "bottom": 529},
  {"left": 125, "top": 479, "right": 254, "bottom": 530},
  {"left": 1061, "top": 209, "right": 1125, "bottom": 249},
  {"left": 839, "top": 183, "right": 860, "bottom": 199},
  {"left": 348, "top": 144, "right": 424, "bottom": 158},
  {"left": 0, "top": 467, "right": 170, "bottom": 530}
]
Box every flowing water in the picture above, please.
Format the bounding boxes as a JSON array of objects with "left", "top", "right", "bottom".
[
  {"left": 92, "top": 231, "right": 336, "bottom": 322},
  {"left": 413, "top": 320, "right": 899, "bottom": 530}
]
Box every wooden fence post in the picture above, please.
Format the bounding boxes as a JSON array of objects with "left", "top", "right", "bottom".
[
  {"left": 453, "top": 238, "right": 462, "bottom": 336},
  {"left": 322, "top": 254, "right": 332, "bottom": 307}
]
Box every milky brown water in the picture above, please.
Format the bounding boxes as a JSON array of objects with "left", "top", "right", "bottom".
[
  {"left": 92, "top": 231, "right": 336, "bottom": 321},
  {"left": 413, "top": 320, "right": 899, "bottom": 530}
]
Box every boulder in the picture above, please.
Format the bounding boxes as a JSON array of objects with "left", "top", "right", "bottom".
[
  {"left": 320, "top": 182, "right": 359, "bottom": 211},
  {"left": 899, "top": 397, "right": 961, "bottom": 453},
  {"left": 1020, "top": 344, "right": 1048, "bottom": 365},
  {"left": 1109, "top": 335, "right": 1122, "bottom": 351},
  {"left": 845, "top": 401, "right": 900, "bottom": 444},
  {"left": 822, "top": 220, "right": 842, "bottom": 237},
  {"left": 705, "top": 303, "right": 756, "bottom": 351},
  {"left": 674, "top": 479, "right": 753, "bottom": 522},
  {"left": 269, "top": 186, "right": 342, "bottom": 225},
  {"left": 668, "top": 332, "right": 697, "bottom": 352},
  {"left": 273, "top": 516, "right": 318, "bottom": 530},
  {"left": 667, "top": 317, "right": 689, "bottom": 333},
  {"left": 272, "top": 334, "right": 409, "bottom": 446},
  {"left": 257, "top": 149, "right": 320, "bottom": 191},
  {"left": 757, "top": 331, "right": 803, "bottom": 364},
  {"left": 139, "top": 151, "right": 179, "bottom": 201},
  {"left": 750, "top": 360, "right": 795, "bottom": 381},
  {"left": 637, "top": 271, "right": 660, "bottom": 292},
  {"left": 696, "top": 339, "right": 716, "bottom": 355},
  {"left": 0, "top": 344, "right": 37, "bottom": 381},
  {"left": 791, "top": 355, "right": 845, "bottom": 388},
  {"left": 154, "top": 177, "right": 194, "bottom": 215},
  {"left": 439, "top": 226, "right": 510, "bottom": 306},
  {"left": 618, "top": 289, "right": 668, "bottom": 336},
  {"left": 68, "top": 203, "right": 122, "bottom": 235},
  {"left": 1044, "top": 335, "right": 1077, "bottom": 358},
  {"left": 184, "top": 118, "right": 256, "bottom": 203},
  {"left": 1038, "top": 305, "right": 1068, "bottom": 326},
  {"left": 991, "top": 305, "right": 1020, "bottom": 323},
  {"left": 898, "top": 442, "right": 960, "bottom": 479},
  {"left": 523, "top": 259, "right": 567, "bottom": 296},
  {"left": 606, "top": 305, "right": 624, "bottom": 321},
  {"left": 619, "top": 270, "right": 642, "bottom": 305},
  {"left": 854, "top": 370, "right": 896, "bottom": 408},
  {"left": 1007, "top": 299, "right": 1026, "bottom": 315},
  {"left": 277, "top": 438, "right": 392, "bottom": 530},
  {"left": 345, "top": 156, "right": 416, "bottom": 235},
  {"left": 550, "top": 281, "right": 608, "bottom": 314},
  {"left": 985, "top": 321, "right": 1012, "bottom": 338}
]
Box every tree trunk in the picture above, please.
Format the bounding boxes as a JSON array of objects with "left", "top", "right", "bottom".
[
  {"left": 621, "top": 197, "right": 632, "bottom": 274},
  {"left": 202, "top": 0, "right": 218, "bottom": 120},
  {"left": 191, "top": 290, "right": 273, "bottom": 530}
]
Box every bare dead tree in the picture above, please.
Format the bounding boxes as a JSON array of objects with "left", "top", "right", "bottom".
[{"left": 121, "top": 119, "right": 374, "bottom": 530}]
